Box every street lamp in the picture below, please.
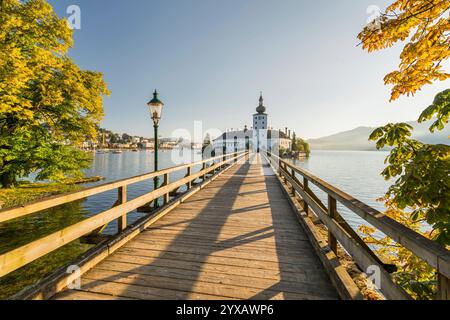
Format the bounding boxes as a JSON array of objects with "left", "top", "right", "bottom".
[{"left": 147, "top": 90, "right": 164, "bottom": 208}]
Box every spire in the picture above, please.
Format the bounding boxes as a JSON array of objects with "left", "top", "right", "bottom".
[{"left": 256, "top": 92, "right": 266, "bottom": 114}]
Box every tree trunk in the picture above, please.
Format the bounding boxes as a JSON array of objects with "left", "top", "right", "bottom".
[{"left": 0, "top": 173, "right": 16, "bottom": 188}]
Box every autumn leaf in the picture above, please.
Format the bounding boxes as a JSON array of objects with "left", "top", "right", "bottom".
[{"left": 358, "top": 0, "right": 450, "bottom": 101}]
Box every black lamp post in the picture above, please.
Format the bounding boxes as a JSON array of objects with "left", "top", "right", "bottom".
[{"left": 147, "top": 90, "right": 164, "bottom": 208}]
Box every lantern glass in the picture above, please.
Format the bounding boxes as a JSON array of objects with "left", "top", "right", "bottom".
[
  {"left": 148, "top": 102, "right": 163, "bottom": 121},
  {"left": 147, "top": 90, "right": 164, "bottom": 125}
]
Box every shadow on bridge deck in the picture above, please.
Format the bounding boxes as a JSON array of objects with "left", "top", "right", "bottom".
[{"left": 55, "top": 154, "right": 338, "bottom": 300}]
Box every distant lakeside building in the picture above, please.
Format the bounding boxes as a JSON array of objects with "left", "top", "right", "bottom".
[
  {"left": 82, "top": 128, "right": 180, "bottom": 150},
  {"left": 213, "top": 94, "right": 293, "bottom": 154}
]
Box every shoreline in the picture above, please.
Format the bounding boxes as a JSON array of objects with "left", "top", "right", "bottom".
[{"left": 0, "top": 176, "right": 103, "bottom": 210}]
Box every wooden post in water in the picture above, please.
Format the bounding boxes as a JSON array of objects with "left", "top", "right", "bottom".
[
  {"left": 328, "top": 195, "right": 338, "bottom": 254},
  {"left": 117, "top": 186, "right": 127, "bottom": 232}
]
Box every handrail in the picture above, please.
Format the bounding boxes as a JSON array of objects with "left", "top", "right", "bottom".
[
  {"left": 0, "top": 151, "right": 248, "bottom": 279},
  {"left": 0, "top": 151, "right": 245, "bottom": 224},
  {"left": 265, "top": 151, "right": 450, "bottom": 300}
]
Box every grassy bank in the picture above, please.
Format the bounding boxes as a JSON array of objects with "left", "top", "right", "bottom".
[
  {"left": 0, "top": 182, "right": 80, "bottom": 209},
  {"left": 0, "top": 181, "right": 92, "bottom": 299}
]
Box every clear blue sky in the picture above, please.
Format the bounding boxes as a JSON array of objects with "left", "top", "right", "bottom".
[{"left": 49, "top": 0, "right": 449, "bottom": 139}]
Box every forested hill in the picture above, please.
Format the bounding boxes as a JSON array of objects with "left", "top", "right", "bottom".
[{"left": 308, "top": 121, "right": 450, "bottom": 151}]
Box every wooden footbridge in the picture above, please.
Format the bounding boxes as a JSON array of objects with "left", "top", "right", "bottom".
[{"left": 0, "top": 152, "right": 449, "bottom": 300}]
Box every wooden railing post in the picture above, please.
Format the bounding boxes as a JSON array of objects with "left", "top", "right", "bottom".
[
  {"left": 282, "top": 163, "right": 287, "bottom": 183},
  {"left": 303, "top": 177, "right": 309, "bottom": 216},
  {"left": 163, "top": 173, "right": 170, "bottom": 205},
  {"left": 215, "top": 160, "right": 220, "bottom": 173},
  {"left": 202, "top": 163, "right": 207, "bottom": 181},
  {"left": 328, "top": 195, "right": 338, "bottom": 254},
  {"left": 276, "top": 156, "right": 280, "bottom": 175},
  {"left": 290, "top": 168, "right": 296, "bottom": 196},
  {"left": 117, "top": 186, "right": 127, "bottom": 232},
  {"left": 186, "top": 166, "right": 192, "bottom": 190},
  {"left": 222, "top": 144, "right": 226, "bottom": 167},
  {"left": 438, "top": 273, "right": 450, "bottom": 300}
]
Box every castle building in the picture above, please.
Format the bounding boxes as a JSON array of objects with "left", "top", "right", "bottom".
[
  {"left": 213, "top": 94, "right": 292, "bottom": 154},
  {"left": 253, "top": 93, "right": 268, "bottom": 152}
]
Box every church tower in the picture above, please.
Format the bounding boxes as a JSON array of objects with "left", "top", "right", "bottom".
[{"left": 253, "top": 93, "right": 268, "bottom": 152}]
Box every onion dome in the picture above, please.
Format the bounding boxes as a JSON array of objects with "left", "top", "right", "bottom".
[{"left": 256, "top": 92, "right": 266, "bottom": 114}]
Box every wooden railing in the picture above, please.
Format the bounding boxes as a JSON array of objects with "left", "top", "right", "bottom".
[
  {"left": 265, "top": 152, "right": 450, "bottom": 300},
  {"left": 0, "top": 151, "right": 247, "bottom": 279}
]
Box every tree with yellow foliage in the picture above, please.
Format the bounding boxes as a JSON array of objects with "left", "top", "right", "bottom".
[
  {"left": 359, "top": 0, "right": 450, "bottom": 245},
  {"left": 359, "top": 0, "right": 450, "bottom": 299},
  {"left": 359, "top": 0, "right": 450, "bottom": 101},
  {"left": 0, "top": 0, "right": 109, "bottom": 187}
]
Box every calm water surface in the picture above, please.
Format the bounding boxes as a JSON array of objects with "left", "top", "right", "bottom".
[
  {"left": 288, "top": 150, "right": 391, "bottom": 230},
  {"left": 0, "top": 149, "right": 391, "bottom": 297}
]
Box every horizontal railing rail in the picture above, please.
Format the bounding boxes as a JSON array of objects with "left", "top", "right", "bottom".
[
  {"left": 0, "top": 151, "right": 248, "bottom": 279},
  {"left": 265, "top": 151, "right": 450, "bottom": 300},
  {"left": 0, "top": 152, "right": 244, "bottom": 224}
]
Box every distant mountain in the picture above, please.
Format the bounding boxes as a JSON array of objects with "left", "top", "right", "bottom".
[{"left": 308, "top": 121, "right": 450, "bottom": 151}]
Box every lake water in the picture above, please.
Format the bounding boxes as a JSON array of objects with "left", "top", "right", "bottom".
[
  {"left": 288, "top": 150, "right": 391, "bottom": 230},
  {"left": 0, "top": 149, "right": 392, "bottom": 297}
]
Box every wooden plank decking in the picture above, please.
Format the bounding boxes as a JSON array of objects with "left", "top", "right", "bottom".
[{"left": 55, "top": 154, "right": 338, "bottom": 300}]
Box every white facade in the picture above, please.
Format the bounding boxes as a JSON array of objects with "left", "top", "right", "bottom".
[
  {"left": 253, "top": 94, "right": 268, "bottom": 152},
  {"left": 213, "top": 130, "right": 252, "bottom": 154},
  {"left": 213, "top": 94, "right": 292, "bottom": 154},
  {"left": 131, "top": 136, "right": 141, "bottom": 144},
  {"left": 253, "top": 113, "right": 267, "bottom": 130},
  {"left": 141, "top": 140, "right": 154, "bottom": 149}
]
